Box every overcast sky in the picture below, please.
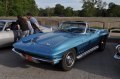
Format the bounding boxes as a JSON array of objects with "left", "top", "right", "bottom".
[{"left": 35, "top": 0, "right": 120, "bottom": 10}]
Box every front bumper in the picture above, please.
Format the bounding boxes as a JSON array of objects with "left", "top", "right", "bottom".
[
  {"left": 114, "top": 52, "right": 120, "bottom": 60},
  {"left": 12, "top": 48, "right": 61, "bottom": 64}
]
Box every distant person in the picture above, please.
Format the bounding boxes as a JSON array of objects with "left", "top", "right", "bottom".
[
  {"left": 23, "top": 17, "right": 34, "bottom": 35},
  {"left": 16, "top": 15, "right": 29, "bottom": 38},
  {"left": 26, "top": 13, "right": 42, "bottom": 33}
]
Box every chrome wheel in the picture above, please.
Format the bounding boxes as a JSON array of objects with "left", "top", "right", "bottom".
[
  {"left": 65, "top": 52, "right": 75, "bottom": 67},
  {"left": 60, "top": 48, "right": 76, "bottom": 71}
]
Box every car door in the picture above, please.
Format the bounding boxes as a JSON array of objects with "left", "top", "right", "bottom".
[
  {"left": 0, "top": 22, "right": 15, "bottom": 47},
  {"left": 77, "top": 34, "right": 90, "bottom": 54},
  {"left": 86, "top": 29, "right": 100, "bottom": 49},
  {"left": 78, "top": 30, "right": 99, "bottom": 53}
]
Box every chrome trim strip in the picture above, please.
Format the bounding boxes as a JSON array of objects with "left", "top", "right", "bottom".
[
  {"left": 32, "top": 57, "right": 53, "bottom": 63},
  {"left": 77, "top": 46, "right": 99, "bottom": 59},
  {"left": 12, "top": 48, "right": 25, "bottom": 59}
]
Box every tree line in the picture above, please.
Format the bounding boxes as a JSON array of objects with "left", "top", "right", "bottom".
[
  {"left": 0, "top": 0, "right": 120, "bottom": 17},
  {"left": 0, "top": 0, "right": 39, "bottom": 16},
  {"left": 39, "top": 0, "right": 120, "bottom": 17}
]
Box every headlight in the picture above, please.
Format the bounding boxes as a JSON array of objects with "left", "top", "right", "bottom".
[{"left": 116, "top": 45, "right": 120, "bottom": 53}]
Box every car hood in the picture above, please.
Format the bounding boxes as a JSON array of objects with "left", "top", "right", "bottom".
[{"left": 22, "top": 33, "right": 86, "bottom": 48}]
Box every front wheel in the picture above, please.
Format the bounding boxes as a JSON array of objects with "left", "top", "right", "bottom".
[{"left": 60, "top": 48, "right": 76, "bottom": 71}]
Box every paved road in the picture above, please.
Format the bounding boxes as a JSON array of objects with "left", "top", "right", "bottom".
[{"left": 0, "top": 43, "right": 120, "bottom": 79}]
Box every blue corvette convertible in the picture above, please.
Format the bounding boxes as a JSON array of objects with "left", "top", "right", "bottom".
[{"left": 12, "top": 21, "right": 109, "bottom": 71}]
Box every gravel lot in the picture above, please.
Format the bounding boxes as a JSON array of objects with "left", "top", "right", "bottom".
[{"left": 0, "top": 43, "right": 120, "bottom": 79}]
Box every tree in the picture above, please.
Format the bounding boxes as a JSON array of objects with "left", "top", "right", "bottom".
[
  {"left": 64, "top": 7, "right": 74, "bottom": 16},
  {"left": 107, "top": 2, "right": 120, "bottom": 17},
  {"left": 96, "top": 0, "right": 107, "bottom": 10},
  {"left": 95, "top": 0, "right": 107, "bottom": 16},
  {"left": 0, "top": 0, "right": 39, "bottom": 16},
  {"left": 81, "top": 0, "right": 97, "bottom": 16},
  {"left": 45, "top": 7, "right": 54, "bottom": 16},
  {"left": 81, "top": 0, "right": 108, "bottom": 17},
  {"left": 39, "top": 7, "right": 54, "bottom": 16},
  {"left": 54, "top": 4, "right": 65, "bottom": 16},
  {"left": 0, "top": 1, "right": 5, "bottom": 16}
]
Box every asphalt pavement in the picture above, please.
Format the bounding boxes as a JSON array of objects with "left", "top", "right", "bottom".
[{"left": 0, "top": 43, "right": 120, "bottom": 79}]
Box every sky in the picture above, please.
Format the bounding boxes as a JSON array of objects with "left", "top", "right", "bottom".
[{"left": 35, "top": 0, "right": 120, "bottom": 10}]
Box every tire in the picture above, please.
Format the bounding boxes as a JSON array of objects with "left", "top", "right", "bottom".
[
  {"left": 60, "top": 48, "right": 76, "bottom": 71},
  {"left": 98, "top": 38, "right": 106, "bottom": 51}
]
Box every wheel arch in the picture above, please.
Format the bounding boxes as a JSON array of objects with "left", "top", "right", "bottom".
[
  {"left": 73, "top": 47, "right": 78, "bottom": 54},
  {"left": 60, "top": 47, "right": 77, "bottom": 71}
]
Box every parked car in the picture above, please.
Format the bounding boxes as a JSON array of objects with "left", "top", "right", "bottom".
[
  {"left": 0, "top": 20, "right": 18, "bottom": 48},
  {"left": 0, "top": 20, "right": 52, "bottom": 48},
  {"left": 114, "top": 44, "right": 120, "bottom": 59},
  {"left": 109, "top": 28, "right": 120, "bottom": 38},
  {"left": 12, "top": 21, "right": 109, "bottom": 71}
]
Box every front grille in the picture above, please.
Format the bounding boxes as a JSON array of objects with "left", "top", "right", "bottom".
[{"left": 14, "top": 48, "right": 52, "bottom": 60}]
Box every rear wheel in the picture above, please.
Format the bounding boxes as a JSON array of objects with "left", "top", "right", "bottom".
[
  {"left": 60, "top": 48, "right": 76, "bottom": 71},
  {"left": 98, "top": 38, "right": 106, "bottom": 51}
]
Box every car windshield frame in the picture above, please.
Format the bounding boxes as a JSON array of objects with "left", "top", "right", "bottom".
[
  {"left": 57, "top": 22, "right": 88, "bottom": 34},
  {"left": 0, "top": 21, "right": 6, "bottom": 31}
]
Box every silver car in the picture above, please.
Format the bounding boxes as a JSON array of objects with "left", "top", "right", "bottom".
[
  {"left": 0, "top": 20, "right": 20, "bottom": 48},
  {"left": 0, "top": 20, "right": 53, "bottom": 48}
]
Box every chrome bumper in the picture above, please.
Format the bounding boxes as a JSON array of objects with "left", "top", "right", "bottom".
[
  {"left": 12, "top": 48, "right": 25, "bottom": 59},
  {"left": 12, "top": 48, "right": 56, "bottom": 64}
]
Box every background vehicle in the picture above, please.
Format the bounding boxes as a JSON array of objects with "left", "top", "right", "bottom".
[
  {"left": 13, "top": 21, "right": 109, "bottom": 71},
  {"left": 0, "top": 20, "right": 53, "bottom": 48},
  {"left": 109, "top": 28, "right": 120, "bottom": 38},
  {"left": 0, "top": 20, "right": 18, "bottom": 48},
  {"left": 114, "top": 44, "right": 120, "bottom": 59}
]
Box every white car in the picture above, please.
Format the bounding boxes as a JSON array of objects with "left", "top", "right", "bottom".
[
  {"left": 109, "top": 28, "right": 120, "bottom": 38},
  {"left": 0, "top": 20, "right": 53, "bottom": 48},
  {"left": 0, "top": 20, "right": 19, "bottom": 48}
]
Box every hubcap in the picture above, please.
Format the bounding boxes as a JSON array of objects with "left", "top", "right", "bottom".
[
  {"left": 101, "top": 41, "right": 105, "bottom": 48},
  {"left": 65, "top": 52, "right": 75, "bottom": 67},
  {"left": 101, "top": 41, "right": 104, "bottom": 44}
]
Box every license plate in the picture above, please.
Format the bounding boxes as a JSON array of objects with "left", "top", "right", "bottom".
[{"left": 25, "top": 55, "right": 33, "bottom": 62}]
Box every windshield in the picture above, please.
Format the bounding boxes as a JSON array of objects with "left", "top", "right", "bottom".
[
  {"left": 0, "top": 21, "right": 6, "bottom": 31},
  {"left": 57, "top": 22, "right": 87, "bottom": 33}
]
